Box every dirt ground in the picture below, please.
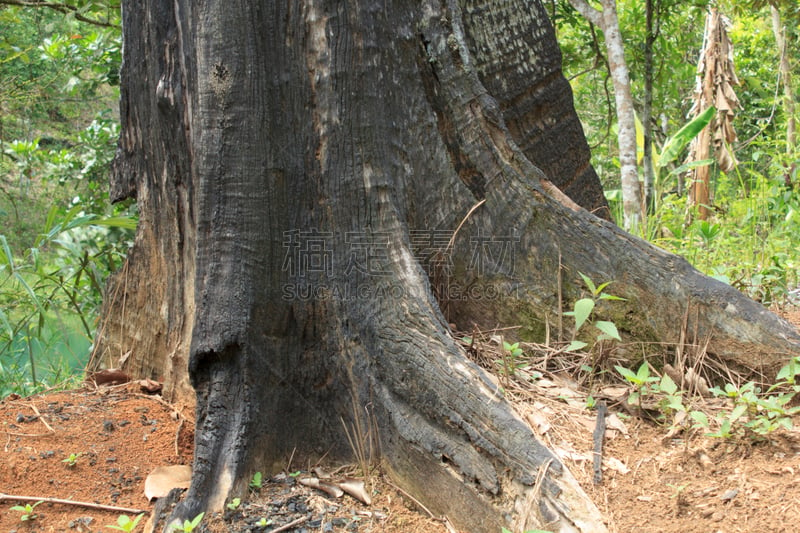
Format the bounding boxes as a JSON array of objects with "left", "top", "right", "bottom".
[{"left": 1, "top": 308, "right": 799, "bottom": 533}]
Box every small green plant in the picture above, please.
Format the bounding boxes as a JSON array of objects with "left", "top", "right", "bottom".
[
  {"left": 226, "top": 497, "right": 241, "bottom": 511},
  {"left": 564, "top": 273, "right": 625, "bottom": 352},
  {"left": 63, "top": 452, "right": 82, "bottom": 467},
  {"left": 256, "top": 517, "right": 272, "bottom": 527},
  {"left": 106, "top": 513, "right": 144, "bottom": 531},
  {"left": 498, "top": 340, "right": 527, "bottom": 378},
  {"left": 249, "top": 471, "right": 263, "bottom": 491},
  {"left": 288, "top": 470, "right": 301, "bottom": 478},
  {"left": 615, "top": 362, "right": 659, "bottom": 409},
  {"left": 10, "top": 501, "right": 43, "bottom": 521},
  {"left": 169, "top": 512, "right": 204, "bottom": 532}
]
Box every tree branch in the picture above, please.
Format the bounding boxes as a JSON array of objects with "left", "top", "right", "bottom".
[
  {"left": 0, "top": 0, "right": 119, "bottom": 28},
  {"left": 567, "top": 0, "right": 603, "bottom": 27}
]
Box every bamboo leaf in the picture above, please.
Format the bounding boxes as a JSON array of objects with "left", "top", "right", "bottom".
[{"left": 659, "top": 106, "right": 716, "bottom": 168}]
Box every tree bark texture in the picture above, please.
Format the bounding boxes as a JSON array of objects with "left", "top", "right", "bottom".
[{"left": 92, "top": 0, "right": 800, "bottom": 531}]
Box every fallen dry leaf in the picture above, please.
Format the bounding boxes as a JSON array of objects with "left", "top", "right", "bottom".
[
  {"left": 526, "top": 411, "right": 551, "bottom": 435},
  {"left": 144, "top": 465, "right": 192, "bottom": 501},
  {"left": 604, "top": 457, "right": 630, "bottom": 474},
  {"left": 300, "top": 477, "right": 344, "bottom": 498},
  {"left": 337, "top": 478, "right": 372, "bottom": 505}
]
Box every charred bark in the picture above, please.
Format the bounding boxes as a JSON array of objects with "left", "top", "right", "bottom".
[{"left": 92, "top": 0, "right": 800, "bottom": 531}]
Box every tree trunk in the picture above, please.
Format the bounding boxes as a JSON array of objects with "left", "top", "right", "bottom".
[
  {"left": 642, "top": 0, "right": 657, "bottom": 215},
  {"left": 91, "top": 0, "right": 800, "bottom": 531},
  {"left": 567, "top": 0, "right": 643, "bottom": 230},
  {"left": 770, "top": 5, "right": 796, "bottom": 157}
]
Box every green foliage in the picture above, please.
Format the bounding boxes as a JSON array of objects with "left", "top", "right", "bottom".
[
  {"left": 62, "top": 452, "right": 81, "bottom": 466},
  {"left": 498, "top": 340, "right": 528, "bottom": 377},
  {"left": 0, "top": 205, "right": 135, "bottom": 396},
  {"left": 226, "top": 497, "right": 241, "bottom": 511},
  {"left": 249, "top": 471, "right": 263, "bottom": 491},
  {"left": 615, "top": 356, "right": 800, "bottom": 440},
  {"left": 106, "top": 513, "right": 144, "bottom": 532},
  {"left": 615, "top": 362, "right": 660, "bottom": 410},
  {"left": 564, "top": 273, "right": 625, "bottom": 352},
  {"left": 10, "top": 501, "right": 42, "bottom": 521},
  {"left": 169, "top": 513, "right": 204, "bottom": 533},
  {"left": 0, "top": 3, "right": 131, "bottom": 396}
]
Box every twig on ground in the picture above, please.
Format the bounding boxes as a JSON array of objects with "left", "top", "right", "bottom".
[
  {"left": 593, "top": 400, "right": 607, "bottom": 484},
  {"left": 0, "top": 492, "right": 148, "bottom": 515},
  {"left": 27, "top": 403, "right": 54, "bottom": 433},
  {"left": 271, "top": 515, "right": 308, "bottom": 533}
]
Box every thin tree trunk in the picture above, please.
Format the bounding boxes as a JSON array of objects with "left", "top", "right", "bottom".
[
  {"left": 568, "top": 0, "right": 643, "bottom": 230},
  {"left": 770, "top": 5, "right": 796, "bottom": 156},
  {"left": 642, "top": 0, "right": 657, "bottom": 215}
]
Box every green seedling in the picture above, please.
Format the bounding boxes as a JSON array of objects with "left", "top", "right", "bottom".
[
  {"left": 10, "top": 501, "right": 43, "bottom": 521},
  {"left": 256, "top": 517, "right": 272, "bottom": 527},
  {"left": 499, "top": 340, "right": 527, "bottom": 377},
  {"left": 63, "top": 452, "right": 82, "bottom": 466},
  {"left": 615, "top": 362, "right": 659, "bottom": 408},
  {"left": 564, "top": 273, "right": 625, "bottom": 351},
  {"left": 226, "top": 497, "right": 241, "bottom": 511},
  {"left": 288, "top": 470, "right": 301, "bottom": 478},
  {"left": 106, "top": 513, "right": 145, "bottom": 531},
  {"left": 169, "top": 512, "right": 204, "bottom": 532},
  {"left": 249, "top": 471, "right": 263, "bottom": 490}
]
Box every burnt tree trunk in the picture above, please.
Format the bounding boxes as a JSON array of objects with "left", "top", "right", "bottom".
[{"left": 91, "top": 0, "right": 800, "bottom": 531}]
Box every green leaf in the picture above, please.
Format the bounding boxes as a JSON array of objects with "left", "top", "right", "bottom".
[
  {"left": 668, "top": 158, "right": 716, "bottom": 175},
  {"left": 567, "top": 340, "right": 588, "bottom": 352},
  {"left": 0, "top": 235, "right": 15, "bottom": 270},
  {"left": 594, "top": 281, "right": 612, "bottom": 295},
  {"left": 615, "top": 365, "right": 639, "bottom": 384},
  {"left": 729, "top": 403, "right": 748, "bottom": 423},
  {"left": 571, "top": 298, "right": 594, "bottom": 332},
  {"left": 598, "top": 293, "right": 627, "bottom": 301},
  {"left": 578, "top": 272, "right": 597, "bottom": 294},
  {"left": 659, "top": 106, "right": 716, "bottom": 168},
  {"left": 594, "top": 320, "right": 621, "bottom": 341},
  {"left": 659, "top": 374, "right": 678, "bottom": 395},
  {"left": 690, "top": 410, "right": 709, "bottom": 428},
  {"left": 636, "top": 362, "right": 651, "bottom": 383},
  {"left": 91, "top": 216, "right": 138, "bottom": 230}
]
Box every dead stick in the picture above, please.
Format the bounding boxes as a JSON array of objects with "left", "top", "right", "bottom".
[
  {"left": 271, "top": 516, "right": 308, "bottom": 533},
  {"left": 592, "top": 400, "right": 607, "bottom": 484},
  {"left": 0, "top": 493, "right": 148, "bottom": 515},
  {"left": 28, "top": 403, "right": 54, "bottom": 433}
]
